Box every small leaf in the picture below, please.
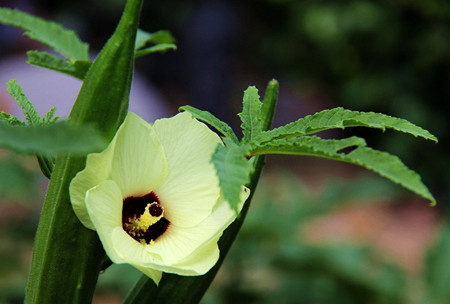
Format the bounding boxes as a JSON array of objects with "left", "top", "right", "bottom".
[
  {"left": 27, "top": 51, "right": 90, "bottom": 80},
  {"left": 251, "top": 136, "right": 436, "bottom": 205},
  {"left": 135, "top": 29, "right": 177, "bottom": 58},
  {"left": 238, "top": 86, "right": 263, "bottom": 143},
  {"left": 135, "top": 29, "right": 176, "bottom": 50},
  {"left": 211, "top": 139, "right": 252, "bottom": 212},
  {"left": 0, "top": 111, "right": 25, "bottom": 126},
  {"left": 260, "top": 79, "right": 279, "bottom": 131},
  {"left": 0, "top": 7, "right": 89, "bottom": 62},
  {"left": 135, "top": 44, "right": 177, "bottom": 58},
  {"left": 6, "top": 79, "right": 41, "bottom": 126},
  {"left": 42, "top": 107, "right": 59, "bottom": 124},
  {"left": 256, "top": 107, "right": 438, "bottom": 143},
  {"left": 179, "top": 105, "right": 239, "bottom": 143},
  {"left": 0, "top": 121, "right": 106, "bottom": 156}
]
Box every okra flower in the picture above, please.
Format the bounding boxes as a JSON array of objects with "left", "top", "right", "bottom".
[{"left": 69, "top": 112, "right": 249, "bottom": 284}]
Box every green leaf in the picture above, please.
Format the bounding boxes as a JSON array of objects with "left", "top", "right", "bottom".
[
  {"left": 256, "top": 107, "right": 438, "bottom": 143},
  {"left": 238, "top": 86, "right": 264, "bottom": 143},
  {"left": 42, "top": 107, "right": 59, "bottom": 124},
  {"left": 135, "top": 43, "right": 177, "bottom": 58},
  {"left": 135, "top": 29, "right": 176, "bottom": 49},
  {"left": 135, "top": 29, "right": 176, "bottom": 58},
  {"left": 250, "top": 136, "right": 436, "bottom": 205},
  {"left": 260, "top": 79, "right": 279, "bottom": 131},
  {"left": 27, "top": 51, "right": 90, "bottom": 80},
  {"left": 0, "top": 121, "right": 106, "bottom": 156},
  {"left": 0, "top": 111, "right": 25, "bottom": 126},
  {"left": 211, "top": 139, "right": 253, "bottom": 212},
  {"left": 179, "top": 105, "right": 239, "bottom": 143},
  {"left": 6, "top": 79, "right": 41, "bottom": 126},
  {"left": 0, "top": 7, "right": 89, "bottom": 62}
]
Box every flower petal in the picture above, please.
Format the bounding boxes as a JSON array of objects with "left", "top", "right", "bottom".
[
  {"left": 85, "top": 180, "right": 124, "bottom": 261},
  {"left": 111, "top": 112, "right": 169, "bottom": 198},
  {"left": 167, "top": 236, "right": 220, "bottom": 275},
  {"left": 132, "top": 265, "right": 163, "bottom": 285},
  {"left": 153, "top": 112, "right": 222, "bottom": 227},
  {"left": 70, "top": 140, "right": 116, "bottom": 229}
]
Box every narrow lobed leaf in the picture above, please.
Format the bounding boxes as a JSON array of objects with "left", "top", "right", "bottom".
[
  {"left": 135, "top": 43, "right": 177, "bottom": 58},
  {"left": 135, "top": 29, "right": 176, "bottom": 50},
  {"left": 0, "top": 7, "right": 89, "bottom": 62},
  {"left": 256, "top": 107, "right": 438, "bottom": 143},
  {"left": 6, "top": 79, "right": 41, "bottom": 126},
  {"left": 27, "top": 51, "right": 89, "bottom": 80},
  {"left": 251, "top": 136, "right": 436, "bottom": 205},
  {"left": 211, "top": 139, "right": 253, "bottom": 212},
  {"left": 238, "top": 86, "right": 263, "bottom": 143},
  {"left": 0, "top": 121, "right": 106, "bottom": 156},
  {"left": 179, "top": 105, "right": 239, "bottom": 143},
  {"left": 260, "top": 79, "right": 279, "bottom": 131},
  {"left": 0, "top": 111, "right": 25, "bottom": 126},
  {"left": 42, "top": 107, "right": 59, "bottom": 124}
]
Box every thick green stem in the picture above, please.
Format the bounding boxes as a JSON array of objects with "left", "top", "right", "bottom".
[
  {"left": 25, "top": 0, "right": 143, "bottom": 303},
  {"left": 123, "top": 80, "right": 279, "bottom": 304}
]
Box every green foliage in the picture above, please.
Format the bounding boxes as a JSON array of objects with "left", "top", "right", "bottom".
[
  {"left": 238, "top": 86, "right": 264, "bottom": 143},
  {"left": 24, "top": 0, "right": 143, "bottom": 302},
  {"left": 0, "top": 157, "right": 38, "bottom": 200},
  {"left": 179, "top": 105, "right": 239, "bottom": 143},
  {"left": 6, "top": 79, "right": 42, "bottom": 126},
  {"left": 135, "top": 29, "right": 176, "bottom": 49},
  {"left": 135, "top": 29, "right": 177, "bottom": 58},
  {"left": 424, "top": 221, "right": 450, "bottom": 304},
  {"left": 0, "top": 7, "right": 89, "bottom": 62},
  {"left": 0, "top": 121, "right": 106, "bottom": 157},
  {"left": 250, "top": 135, "right": 435, "bottom": 205},
  {"left": 260, "top": 79, "right": 279, "bottom": 131},
  {"left": 201, "top": 172, "right": 407, "bottom": 304},
  {"left": 255, "top": 107, "right": 438, "bottom": 143},
  {"left": 0, "top": 112, "right": 25, "bottom": 126},
  {"left": 211, "top": 139, "right": 253, "bottom": 212},
  {"left": 26, "top": 51, "right": 90, "bottom": 80}
]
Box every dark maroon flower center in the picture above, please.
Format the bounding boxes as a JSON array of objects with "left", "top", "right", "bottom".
[{"left": 122, "top": 191, "right": 170, "bottom": 244}]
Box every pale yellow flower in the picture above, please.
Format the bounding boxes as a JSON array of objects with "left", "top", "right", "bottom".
[{"left": 69, "top": 112, "right": 249, "bottom": 284}]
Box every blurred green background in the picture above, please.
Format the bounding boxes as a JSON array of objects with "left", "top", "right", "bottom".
[{"left": 1, "top": 0, "right": 449, "bottom": 303}]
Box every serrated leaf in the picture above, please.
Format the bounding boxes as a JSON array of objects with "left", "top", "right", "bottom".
[
  {"left": 6, "top": 79, "right": 41, "bottom": 126},
  {"left": 256, "top": 107, "right": 438, "bottom": 143},
  {"left": 251, "top": 136, "right": 436, "bottom": 205},
  {"left": 0, "top": 111, "right": 25, "bottom": 126},
  {"left": 42, "top": 107, "right": 58, "bottom": 124},
  {"left": 0, "top": 7, "right": 89, "bottom": 62},
  {"left": 211, "top": 139, "right": 252, "bottom": 212},
  {"left": 238, "top": 86, "right": 263, "bottom": 143},
  {"left": 27, "top": 51, "right": 90, "bottom": 80},
  {"left": 179, "top": 105, "right": 239, "bottom": 143},
  {"left": 0, "top": 121, "right": 106, "bottom": 156}
]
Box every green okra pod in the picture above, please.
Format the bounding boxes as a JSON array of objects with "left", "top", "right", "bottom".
[{"left": 25, "top": 0, "right": 143, "bottom": 303}]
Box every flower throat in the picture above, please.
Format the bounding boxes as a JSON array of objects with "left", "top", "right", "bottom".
[{"left": 122, "top": 192, "right": 170, "bottom": 244}]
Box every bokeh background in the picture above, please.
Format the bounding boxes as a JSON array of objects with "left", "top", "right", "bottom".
[{"left": 0, "top": 0, "right": 449, "bottom": 303}]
